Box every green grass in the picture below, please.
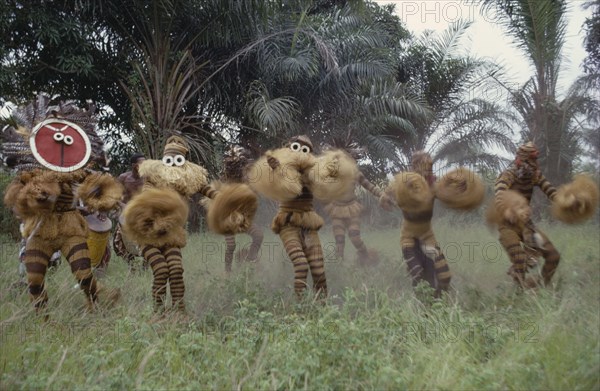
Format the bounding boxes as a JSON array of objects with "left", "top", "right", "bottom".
[{"left": 0, "top": 220, "right": 598, "bottom": 390}]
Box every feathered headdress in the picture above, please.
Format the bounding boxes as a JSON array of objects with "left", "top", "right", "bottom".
[{"left": 1, "top": 93, "right": 105, "bottom": 172}]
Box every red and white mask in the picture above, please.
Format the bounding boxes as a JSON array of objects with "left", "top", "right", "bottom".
[{"left": 29, "top": 119, "right": 91, "bottom": 172}]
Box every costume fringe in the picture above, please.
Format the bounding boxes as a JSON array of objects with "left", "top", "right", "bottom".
[
  {"left": 551, "top": 174, "right": 599, "bottom": 224},
  {"left": 324, "top": 200, "right": 363, "bottom": 219},
  {"left": 34, "top": 211, "right": 89, "bottom": 241},
  {"left": 271, "top": 210, "right": 324, "bottom": 234},
  {"left": 206, "top": 182, "right": 258, "bottom": 235},
  {"left": 123, "top": 188, "right": 188, "bottom": 248},
  {"left": 435, "top": 167, "right": 485, "bottom": 210},
  {"left": 309, "top": 149, "right": 358, "bottom": 202}
]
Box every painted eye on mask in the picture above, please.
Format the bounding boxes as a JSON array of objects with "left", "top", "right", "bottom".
[
  {"left": 53, "top": 132, "right": 64, "bottom": 142},
  {"left": 290, "top": 142, "right": 301, "bottom": 152},
  {"left": 173, "top": 155, "right": 186, "bottom": 166},
  {"left": 162, "top": 155, "right": 174, "bottom": 166},
  {"left": 301, "top": 145, "right": 311, "bottom": 153},
  {"left": 52, "top": 132, "right": 74, "bottom": 145}
]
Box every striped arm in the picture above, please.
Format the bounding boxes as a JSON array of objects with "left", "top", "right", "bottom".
[
  {"left": 357, "top": 171, "right": 382, "bottom": 198},
  {"left": 536, "top": 173, "right": 557, "bottom": 201},
  {"left": 199, "top": 184, "right": 219, "bottom": 200},
  {"left": 494, "top": 168, "right": 516, "bottom": 209}
]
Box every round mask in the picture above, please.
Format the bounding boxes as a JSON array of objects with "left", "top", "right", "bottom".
[{"left": 29, "top": 119, "right": 91, "bottom": 171}]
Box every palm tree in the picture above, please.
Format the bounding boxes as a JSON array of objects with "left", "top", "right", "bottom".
[
  {"left": 396, "top": 21, "right": 517, "bottom": 172},
  {"left": 235, "top": 1, "right": 430, "bottom": 176},
  {"left": 480, "top": 0, "right": 599, "bottom": 184}
]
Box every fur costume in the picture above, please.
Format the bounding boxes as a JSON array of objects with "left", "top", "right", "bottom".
[
  {"left": 319, "top": 148, "right": 392, "bottom": 265},
  {"left": 492, "top": 142, "right": 561, "bottom": 288},
  {"left": 213, "top": 145, "right": 264, "bottom": 272},
  {"left": 1, "top": 94, "right": 122, "bottom": 310},
  {"left": 113, "top": 155, "right": 145, "bottom": 271},
  {"left": 249, "top": 135, "right": 329, "bottom": 300},
  {"left": 387, "top": 152, "right": 484, "bottom": 296},
  {"left": 551, "top": 174, "right": 599, "bottom": 224},
  {"left": 123, "top": 136, "right": 257, "bottom": 313}
]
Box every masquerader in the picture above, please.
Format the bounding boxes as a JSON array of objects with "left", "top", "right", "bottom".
[
  {"left": 386, "top": 150, "right": 485, "bottom": 297},
  {"left": 2, "top": 94, "right": 123, "bottom": 311},
  {"left": 123, "top": 136, "right": 257, "bottom": 316},
  {"left": 219, "top": 145, "right": 264, "bottom": 273},
  {"left": 250, "top": 135, "right": 357, "bottom": 300},
  {"left": 322, "top": 143, "right": 395, "bottom": 266},
  {"left": 487, "top": 142, "right": 598, "bottom": 288}
]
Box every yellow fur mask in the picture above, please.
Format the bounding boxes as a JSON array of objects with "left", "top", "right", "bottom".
[{"left": 138, "top": 159, "right": 208, "bottom": 198}]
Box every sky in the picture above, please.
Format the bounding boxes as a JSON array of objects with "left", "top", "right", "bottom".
[
  {"left": 374, "top": 0, "right": 591, "bottom": 93},
  {"left": 373, "top": 0, "right": 593, "bottom": 163}
]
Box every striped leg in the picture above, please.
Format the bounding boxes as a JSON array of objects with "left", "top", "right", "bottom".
[
  {"left": 421, "top": 233, "right": 451, "bottom": 294},
  {"left": 401, "top": 236, "right": 424, "bottom": 287},
  {"left": 537, "top": 229, "right": 560, "bottom": 285},
  {"left": 23, "top": 236, "right": 52, "bottom": 309},
  {"left": 62, "top": 236, "right": 97, "bottom": 306},
  {"left": 331, "top": 217, "right": 346, "bottom": 259},
  {"left": 499, "top": 226, "right": 528, "bottom": 287},
  {"left": 143, "top": 245, "right": 169, "bottom": 312},
  {"left": 224, "top": 234, "right": 236, "bottom": 272},
  {"left": 165, "top": 246, "right": 185, "bottom": 311},
  {"left": 279, "top": 226, "right": 310, "bottom": 299},
  {"left": 245, "top": 224, "right": 264, "bottom": 262},
  {"left": 304, "top": 229, "right": 327, "bottom": 299},
  {"left": 348, "top": 217, "right": 369, "bottom": 262}
]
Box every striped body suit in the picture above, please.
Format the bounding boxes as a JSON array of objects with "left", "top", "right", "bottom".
[
  {"left": 324, "top": 172, "right": 382, "bottom": 263},
  {"left": 272, "top": 187, "right": 327, "bottom": 299},
  {"left": 494, "top": 164, "right": 559, "bottom": 286},
  {"left": 400, "top": 197, "right": 451, "bottom": 295},
  {"left": 141, "top": 182, "right": 218, "bottom": 313}
]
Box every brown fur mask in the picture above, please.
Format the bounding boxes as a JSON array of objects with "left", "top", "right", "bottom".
[{"left": 122, "top": 188, "right": 189, "bottom": 248}]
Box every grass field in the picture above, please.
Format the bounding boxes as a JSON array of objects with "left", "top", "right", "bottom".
[{"left": 0, "top": 219, "right": 598, "bottom": 390}]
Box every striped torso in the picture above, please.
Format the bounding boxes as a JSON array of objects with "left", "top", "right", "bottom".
[
  {"left": 54, "top": 182, "right": 77, "bottom": 212},
  {"left": 400, "top": 197, "right": 435, "bottom": 237},
  {"left": 494, "top": 164, "right": 556, "bottom": 208}
]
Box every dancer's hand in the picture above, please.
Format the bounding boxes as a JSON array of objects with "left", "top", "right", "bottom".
[{"left": 266, "top": 154, "right": 280, "bottom": 169}]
